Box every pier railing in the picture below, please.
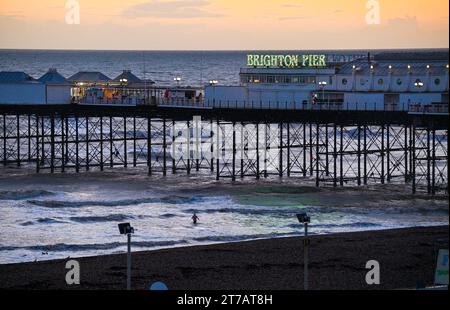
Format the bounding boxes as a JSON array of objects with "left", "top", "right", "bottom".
[
  {"left": 76, "top": 94, "right": 449, "bottom": 115},
  {"left": 156, "top": 99, "right": 449, "bottom": 114}
]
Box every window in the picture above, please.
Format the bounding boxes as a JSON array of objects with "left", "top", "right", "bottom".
[
  {"left": 360, "top": 78, "right": 366, "bottom": 86},
  {"left": 378, "top": 79, "right": 384, "bottom": 85},
  {"left": 342, "top": 78, "right": 348, "bottom": 85},
  {"left": 397, "top": 78, "right": 402, "bottom": 85},
  {"left": 435, "top": 78, "right": 441, "bottom": 86}
]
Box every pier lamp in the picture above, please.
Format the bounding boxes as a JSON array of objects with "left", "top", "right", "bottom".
[
  {"left": 414, "top": 80, "right": 424, "bottom": 88},
  {"left": 118, "top": 223, "right": 135, "bottom": 290},
  {"left": 297, "top": 213, "right": 311, "bottom": 290},
  {"left": 174, "top": 77, "right": 182, "bottom": 87},
  {"left": 318, "top": 81, "right": 327, "bottom": 104}
]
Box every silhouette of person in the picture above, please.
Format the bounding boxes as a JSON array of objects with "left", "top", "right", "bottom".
[{"left": 192, "top": 213, "right": 199, "bottom": 225}]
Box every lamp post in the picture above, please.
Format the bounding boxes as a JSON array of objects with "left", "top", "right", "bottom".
[
  {"left": 319, "top": 81, "right": 327, "bottom": 104},
  {"left": 296, "top": 213, "right": 311, "bottom": 290},
  {"left": 118, "top": 223, "right": 135, "bottom": 290},
  {"left": 174, "top": 77, "right": 181, "bottom": 87}
]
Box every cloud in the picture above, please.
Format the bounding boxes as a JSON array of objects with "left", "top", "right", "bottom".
[
  {"left": 281, "top": 4, "right": 304, "bottom": 8},
  {"left": 278, "top": 16, "right": 310, "bottom": 21},
  {"left": 122, "top": 0, "right": 223, "bottom": 19},
  {"left": 387, "top": 16, "right": 419, "bottom": 30}
]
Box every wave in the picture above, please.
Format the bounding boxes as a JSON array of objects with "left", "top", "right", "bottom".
[
  {"left": 0, "top": 240, "right": 188, "bottom": 252},
  {"left": 0, "top": 190, "right": 55, "bottom": 201},
  {"left": 20, "top": 218, "right": 66, "bottom": 226},
  {"left": 26, "top": 195, "right": 202, "bottom": 208},
  {"left": 193, "top": 232, "right": 300, "bottom": 243},
  {"left": 285, "top": 222, "right": 382, "bottom": 229},
  {"left": 69, "top": 214, "right": 134, "bottom": 223}
]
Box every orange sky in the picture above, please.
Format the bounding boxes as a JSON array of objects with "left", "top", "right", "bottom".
[{"left": 0, "top": 0, "right": 448, "bottom": 50}]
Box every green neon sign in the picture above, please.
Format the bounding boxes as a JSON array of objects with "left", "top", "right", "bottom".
[{"left": 247, "top": 54, "right": 327, "bottom": 68}]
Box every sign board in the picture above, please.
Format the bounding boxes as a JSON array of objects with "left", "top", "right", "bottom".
[
  {"left": 247, "top": 54, "right": 327, "bottom": 68},
  {"left": 434, "top": 249, "right": 449, "bottom": 286},
  {"left": 246, "top": 53, "right": 366, "bottom": 68}
]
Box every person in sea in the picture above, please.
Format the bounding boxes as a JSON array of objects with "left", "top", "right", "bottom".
[{"left": 192, "top": 213, "right": 199, "bottom": 225}]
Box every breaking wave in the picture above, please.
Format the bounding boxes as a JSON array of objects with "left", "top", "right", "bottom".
[
  {"left": 0, "top": 190, "right": 55, "bottom": 201},
  {"left": 26, "top": 196, "right": 201, "bottom": 208}
]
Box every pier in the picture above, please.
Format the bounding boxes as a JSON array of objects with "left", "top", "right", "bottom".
[{"left": 0, "top": 103, "right": 448, "bottom": 195}]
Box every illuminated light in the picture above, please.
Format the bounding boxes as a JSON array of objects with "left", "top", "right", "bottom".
[
  {"left": 370, "top": 65, "right": 374, "bottom": 70},
  {"left": 247, "top": 54, "right": 326, "bottom": 68},
  {"left": 426, "top": 65, "right": 430, "bottom": 69},
  {"left": 388, "top": 65, "right": 392, "bottom": 69},
  {"left": 447, "top": 64, "right": 449, "bottom": 69},
  {"left": 352, "top": 65, "right": 356, "bottom": 69},
  {"left": 407, "top": 65, "right": 411, "bottom": 69}
]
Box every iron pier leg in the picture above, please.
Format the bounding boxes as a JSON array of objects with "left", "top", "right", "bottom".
[
  {"left": 364, "top": 125, "right": 368, "bottom": 185},
  {"left": 186, "top": 120, "right": 190, "bottom": 175},
  {"left": 232, "top": 122, "right": 236, "bottom": 181},
  {"left": 316, "top": 123, "right": 320, "bottom": 187},
  {"left": 216, "top": 119, "right": 220, "bottom": 180},
  {"left": 16, "top": 115, "right": 20, "bottom": 167},
  {"left": 124, "top": 117, "right": 127, "bottom": 168},
  {"left": 287, "top": 123, "right": 291, "bottom": 177},
  {"left": 100, "top": 116, "right": 104, "bottom": 171},
  {"left": 333, "top": 124, "right": 337, "bottom": 187},
  {"left": 163, "top": 118, "right": 167, "bottom": 176},
  {"left": 110, "top": 116, "right": 113, "bottom": 168},
  {"left": 427, "top": 127, "right": 431, "bottom": 194},
  {"left": 256, "top": 122, "right": 260, "bottom": 180},
  {"left": 381, "top": 125, "right": 385, "bottom": 184},
  {"left": 36, "top": 115, "right": 40, "bottom": 173},
  {"left": 172, "top": 120, "right": 176, "bottom": 174},
  {"left": 412, "top": 124, "right": 416, "bottom": 194},
  {"left": 387, "top": 125, "right": 391, "bottom": 182},
  {"left": 147, "top": 117, "right": 152, "bottom": 176},
  {"left": 303, "top": 123, "right": 307, "bottom": 177},
  {"left": 432, "top": 128, "right": 436, "bottom": 195},
  {"left": 309, "top": 123, "right": 313, "bottom": 176},
  {"left": 357, "top": 125, "right": 361, "bottom": 186},
  {"left": 86, "top": 116, "right": 90, "bottom": 171},
  {"left": 279, "top": 122, "right": 283, "bottom": 178},
  {"left": 75, "top": 116, "right": 79, "bottom": 173},
  {"left": 50, "top": 114, "right": 55, "bottom": 173},
  {"left": 340, "top": 125, "right": 344, "bottom": 186}
]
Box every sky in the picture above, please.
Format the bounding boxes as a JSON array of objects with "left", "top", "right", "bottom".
[{"left": 0, "top": 0, "right": 448, "bottom": 50}]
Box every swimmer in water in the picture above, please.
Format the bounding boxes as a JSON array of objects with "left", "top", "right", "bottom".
[{"left": 192, "top": 213, "right": 199, "bottom": 225}]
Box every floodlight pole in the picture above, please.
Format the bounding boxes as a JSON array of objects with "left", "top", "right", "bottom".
[
  {"left": 127, "top": 233, "right": 132, "bottom": 290},
  {"left": 304, "top": 222, "right": 309, "bottom": 291}
]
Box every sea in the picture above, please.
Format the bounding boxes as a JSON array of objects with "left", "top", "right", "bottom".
[{"left": 0, "top": 49, "right": 448, "bottom": 264}]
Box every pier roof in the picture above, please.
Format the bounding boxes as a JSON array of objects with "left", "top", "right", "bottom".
[
  {"left": 68, "top": 71, "right": 112, "bottom": 83},
  {"left": 0, "top": 71, "right": 39, "bottom": 84},
  {"left": 38, "top": 69, "right": 71, "bottom": 85},
  {"left": 113, "top": 70, "right": 143, "bottom": 83}
]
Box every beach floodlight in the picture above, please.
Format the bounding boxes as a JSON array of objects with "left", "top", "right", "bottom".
[
  {"left": 118, "top": 222, "right": 134, "bottom": 235},
  {"left": 118, "top": 222, "right": 135, "bottom": 290},
  {"left": 297, "top": 213, "right": 311, "bottom": 224}
]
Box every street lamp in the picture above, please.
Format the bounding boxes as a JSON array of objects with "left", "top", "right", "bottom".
[
  {"left": 296, "top": 213, "right": 311, "bottom": 290},
  {"left": 319, "top": 81, "right": 327, "bottom": 104},
  {"left": 118, "top": 222, "right": 135, "bottom": 290},
  {"left": 174, "top": 77, "right": 181, "bottom": 87},
  {"left": 414, "top": 80, "right": 424, "bottom": 88}
]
